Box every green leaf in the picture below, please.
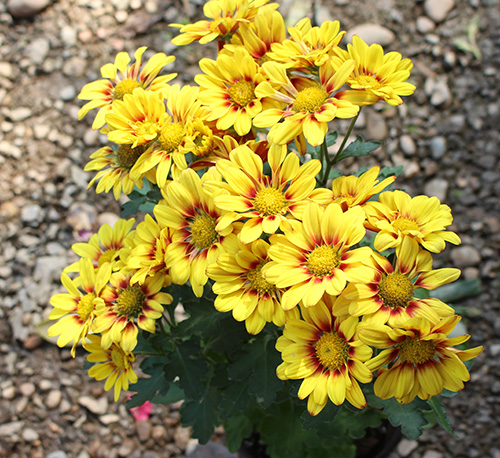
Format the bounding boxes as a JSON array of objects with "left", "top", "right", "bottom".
[
  {"left": 379, "top": 165, "right": 404, "bottom": 178},
  {"left": 180, "top": 387, "right": 218, "bottom": 444},
  {"left": 224, "top": 414, "right": 254, "bottom": 453},
  {"left": 426, "top": 397, "right": 456, "bottom": 437},
  {"left": 336, "top": 136, "right": 381, "bottom": 162},
  {"left": 120, "top": 197, "right": 146, "bottom": 218},
  {"left": 217, "top": 377, "right": 250, "bottom": 418},
  {"left": 151, "top": 381, "right": 184, "bottom": 405},
  {"left": 127, "top": 364, "right": 169, "bottom": 408},
  {"left": 432, "top": 278, "right": 482, "bottom": 303},
  {"left": 301, "top": 401, "right": 340, "bottom": 430},
  {"left": 325, "top": 131, "right": 338, "bottom": 148}
]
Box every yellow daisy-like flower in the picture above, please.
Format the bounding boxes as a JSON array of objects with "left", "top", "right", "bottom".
[
  {"left": 334, "top": 238, "right": 459, "bottom": 327},
  {"left": 170, "top": 0, "right": 274, "bottom": 46},
  {"left": 106, "top": 87, "right": 169, "bottom": 148},
  {"left": 253, "top": 59, "right": 359, "bottom": 149},
  {"left": 359, "top": 316, "right": 483, "bottom": 404},
  {"left": 195, "top": 47, "right": 275, "bottom": 136},
  {"left": 154, "top": 168, "right": 237, "bottom": 297},
  {"left": 85, "top": 334, "right": 138, "bottom": 402},
  {"left": 93, "top": 270, "right": 172, "bottom": 352},
  {"left": 263, "top": 202, "right": 374, "bottom": 311},
  {"left": 65, "top": 218, "right": 136, "bottom": 273},
  {"left": 48, "top": 259, "right": 112, "bottom": 357},
  {"left": 332, "top": 35, "right": 415, "bottom": 107},
  {"left": 224, "top": 6, "right": 286, "bottom": 62},
  {"left": 208, "top": 145, "right": 331, "bottom": 244},
  {"left": 85, "top": 144, "right": 156, "bottom": 200},
  {"left": 207, "top": 238, "right": 299, "bottom": 334},
  {"left": 331, "top": 166, "right": 396, "bottom": 211},
  {"left": 130, "top": 84, "right": 210, "bottom": 184},
  {"left": 364, "top": 189, "right": 461, "bottom": 253},
  {"left": 267, "top": 18, "right": 345, "bottom": 71},
  {"left": 276, "top": 302, "right": 373, "bottom": 415},
  {"left": 78, "top": 46, "right": 176, "bottom": 129},
  {"left": 126, "top": 212, "right": 172, "bottom": 286}
]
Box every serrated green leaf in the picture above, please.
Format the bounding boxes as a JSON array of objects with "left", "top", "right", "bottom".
[
  {"left": 325, "top": 131, "right": 338, "bottom": 147},
  {"left": 336, "top": 136, "right": 381, "bottom": 162},
  {"left": 217, "top": 379, "right": 251, "bottom": 417},
  {"left": 427, "top": 397, "right": 456, "bottom": 437},
  {"left": 379, "top": 165, "right": 404, "bottom": 178},
  {"left": 180, "top": 387, "right": 218, "bottom": 444},
  {"left": 120, "top": 198, "right": 145, "bottom": 218},
  {"left": 301, "top": 401, "right": 340, "bottom": 430},
  {"left": 152, "top": 381, "right": 184, "bottom": 405},
  {"left": 224, "top": 414, "right": 254, "bottom": 452},
  {"left": 127, "top": 365, "right": 169, "bottom": 408},
  {"left": 432, "top": 278, "right": 481, "bottom": 303}
]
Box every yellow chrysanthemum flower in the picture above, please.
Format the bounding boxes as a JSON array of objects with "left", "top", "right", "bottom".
[
  {"left": 267, "top": 18, "right": 345, "bottom": 71},
  {"left": 154, "top": 168, "right": 237, "bottom": 297},
  {"left": 331, "top": 166, "right": 396, "bottom": 211},
  {"left": 93, "top": 270, "right": 172, "bottom": 352},
  {"left": 195, "top": 47, "right": 277, "bottom": 136},
  {"left": 364, "top": 189, "right": 461, "bottom": 253},
  {"left": 48, "top": 259, "right": 112, "bottom": 357},
  {"left": 130, "top": 84, "right": 210, "bottom": 184},
  {"left": 207, "top": 238, "right": 299, "bottom": 334},
  {"left": 334, "top": 238, "right": 458, "bottom": 326},
  {"left": 224, "top": 6, "right": 286, "bottom": 62},
  {"left": 85, "top": 144, "right": 156, "bottom": 200},
  {"left": 332, "top": 35, "right": 415, "bottom": 107},
  {"left": 276, "top": 302, "right": 373, "bottom": 415},
  {"left": 78, "top": 46, "right": 176, "bottom": 129},
  {"left": 85, "top": 334, "right": 138, "bottom": 402},
  {"left": 263, "top": 202, "right": 374, "bottom": 311},
  {"left": 253, "top": 60, "right": 359, "bottom": 149},
  {"left": 170, "top": 0, "right": 274, "bottom": 46},
  {"left": 359, "top": 316, "right": 483, "bottom": 404},
  {"left": 106, "top": 87, "right": 169, "bottom": 148},
  {"left": 207, "top": 145, "right": 331, "bottom": 244},
  {"left": 65, "top": 219, "right": 136, "bottom": 273}
]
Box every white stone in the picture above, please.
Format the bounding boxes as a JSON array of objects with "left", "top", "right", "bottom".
[
  {"left": 424, "top": 178, "right": 448, "bottom": 202},
  {"left": 397, "top": 439, "right": 419, "bottom": 457},
  {"left": 450, "top": 245, "right": 481, "bottom": 268},
  {"left": 7, "top": 0, "right": 51, "bottom": 18},
  {"left": 22, "top": 427, "right": 39, "bottom": 442},
  {"left": 0, "top": 62, "right": 13, "bottom": 78},
  {"left": 8, "top": 107, "right": 32, "bottom": 122},
  {"left": 400, "top": 135, "right": 416, "bottom": 156},
  {"left": 26, "top": 37, "right": 50, "bottom": 65},
  {"left": 346, "top": 23, "right": 395, "bottom": 46},
  {"left": 78, "top": 395, "right": 109, "bottom": 415},
  {"left": 422, "top": 451, "right": 444, "bottom": 458},
  {"left": 45, "top": 390, "right": 62, "bottom": 409},
  {"left": 416, "top": 16, "right": 435, "bottom": 34},
  {"left": 424, "top": 0, "right": 454, "bottom": 23}
]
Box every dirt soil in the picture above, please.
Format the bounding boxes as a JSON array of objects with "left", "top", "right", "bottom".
[{"left": 0, "top": 0, "right": 499, "bottom": 457}]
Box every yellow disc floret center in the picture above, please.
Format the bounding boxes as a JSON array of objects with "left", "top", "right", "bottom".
[
  {"left": 110, "top": 344, "right": 129, "bottom": 370},
  {"left": 190, "top": 213, "right": 218, "bottom": 250},
  {"left": 77, "top": 292, "right": 96, "bottom": 321},
  {"left": 306, "top": 245, "right": 340, "bottom": 277},
  {"left": 378, "top": 273, "right": 414, "bottom": 309},
  {"left": 315, "top": 331, "right": 349, "bottom": 372},
  {"left": 133, "top": 120, "right": 160, "bottom": 141},
  {"left": 350, "top": 74, "right": 382, "bottom": 91},
  {"left": 399, "top": 338, "right": 436, "bottom": 365},
  {"left": 253, "top": 187, "right": 288, "bottom": 216},
  {"left": 228, "top": 80, "right": 255, "bottom": 107},
  {"left": 98, "top": 249, "right": 118, "bottom": 267},
  {"left": 116, "top": 144, "right": 146, "bottom": 169},
  {"left": 393, "top": 217, "right": 420, "bottom": 233},
  {"left": 116, "top": 285, "right": 146, "bottom": 317},
  {"left": 292, "top": 86, "right": 328, "bottom": 113},
  {"left": 159, "top": 122, "right": 185, "bottom": 153},
  {"left": 113, "top": 79, "right": 142, "bottom": 100},
  {"left": 247, "top": 263, "right": 276, "bottom": 295}
]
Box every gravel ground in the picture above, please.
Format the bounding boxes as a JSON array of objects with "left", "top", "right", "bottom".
[{"left": 0, "top": 0, "right": 499, "bottom": 457}]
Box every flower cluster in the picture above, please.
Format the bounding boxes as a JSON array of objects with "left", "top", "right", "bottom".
[{"left": 49, "top": 0, "right": 481, "bottom": 415}]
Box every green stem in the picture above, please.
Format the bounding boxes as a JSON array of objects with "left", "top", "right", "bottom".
[
  {"left": 331, "top": 110, "right": 361, "bottom": 166},
  {"left": 318, "top": 140, "right": 331, "bottom": 186}
]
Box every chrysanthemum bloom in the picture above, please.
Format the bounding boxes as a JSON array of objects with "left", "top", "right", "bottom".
[
  {"left": 78, "top": 47, "right": 176, "bottom": 129},
  {"left": 207, "top": 239, "right": 299, "bottom": 334},
  {"left": 331, "top": 166, "right": 395, "bottom": 211},
  {"left": 363, "top": 189, "right": 461, "bottom": 253},
  {"left": 194, "top": 47, "right": 278, "bottom": 136},
  {"left": 208, "top": 145, "right": 331, "bottom": 244},
  {"left": 125, "top": 212, "right": 172, "bottom": 286},
  {"left": 253, "top": 59, "right": 359, "bottom": 149},
  {"left": 130, "top": 84, "right": 210, "bottom": 184},
  {"left": 276, "top": 302, "right": 373, "bottom": 415},
  {"left": 333, "top": 238, "right": 459, "bottom": 327},
  {"left": 332, "top": 35, "right": 415, "bottom": 106},
  {"left": 106, "top": 87, "right": 169, "bottom": 148},
  {"left": 85, "top": 334, "right": 138, "bottom": 402},
  {"left": 64, "top": 219, "right": 136, "bottom": 273},
  {"left": 263, "top": 202, "right": 374, "bottom": 311},
  {"left": 93, "top": 270, "right": 172, "bottom": 352},
  {"left": 170, "top": 0, "right": 274, "bottom": 46},
  {"left": 266, "top": 18, "right": 345, "bottom": 71},
  {"left": 85, "top": 143, "right": 156, "bottom": 200},
  {"left": 359, "top": 316, "right": 483, "bottom": 404},
  {"left": 48, "top": 259, "right": 112, "bottom": 357},
  {"left": 223, "top": 6, "right": 286, "bottom": 62},
  {"left": 154, "top": 168, "right": 237, "bottom": 297}
]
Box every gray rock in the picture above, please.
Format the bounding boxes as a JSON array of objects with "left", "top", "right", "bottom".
[
  {"left": 60, "top": 85, "right": 76, "bottom": 101},
  {"left": 19, "top": 382, "right": 35, "bottom": 397},
  {"left": 22, "top": 427, "right": 39, "bottom": 442},
  {"left": 424, "top": 178, "right": 448, "bottom": 202},
  {"left": 25, "top": 37, "right": 50, "bottom": 65},
  {"left": 450, "top": 246, "right": 481, "bottom": 268},
  {"left": 0, "top": 421, "right": 23, "bottom": 437},
  {"left": 422, "top": 451, "right": 444, "bottom": 458},
  {"left": 7, "top": 0, "right": 51, "bottom": 18},
  {"left": 424, "top": 0, "right": 454, "bottom": 23},
  {"left": 0, "top": 140, "right": 22, "bottom": 159},
  {"left": 0, "top": 62, "right": 13, "bottom": 79},
  {"left": 366, "top": 110, "right": 388, "bottom": 141},
  {"left": 425, "top": 76, "right": 452, "bottom": 107},
  {"left": 346, "top": 23, "right": 395, "bottom": 46},
  {"left": 60, "top": 25, "right": 77, "bottom": 46},
  {"left": 429, "top": 136, "right": 446, "bottom": 160},
  {"left": 187, "top": 441, "right": 237, "bottom": 458},
  {"left": 21, "top": 204, "right": 43, "bottom": 224},
  {"left": 46, "top": 452, "right": 68, "bottom": 458},
  {"left": 416, "top": 16, "right": 435, "bottom": 34},
  {"left": 8, "top": 107, "right": 32, "bottom": 122},
  {"left": 78, "top": 395, "right": 108, "bottom": 415},
  {"left": 136, "top": 420, "right": 152, "bottom": 442},
  {"left": 397, "top": 439, "right": 419, "bottom": 457},
  {"left": 45, "top": 390, "right": 62, "bottom": 409},
  {"left": 400, "top": 135, "right": 416, "bottom": 156}
]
